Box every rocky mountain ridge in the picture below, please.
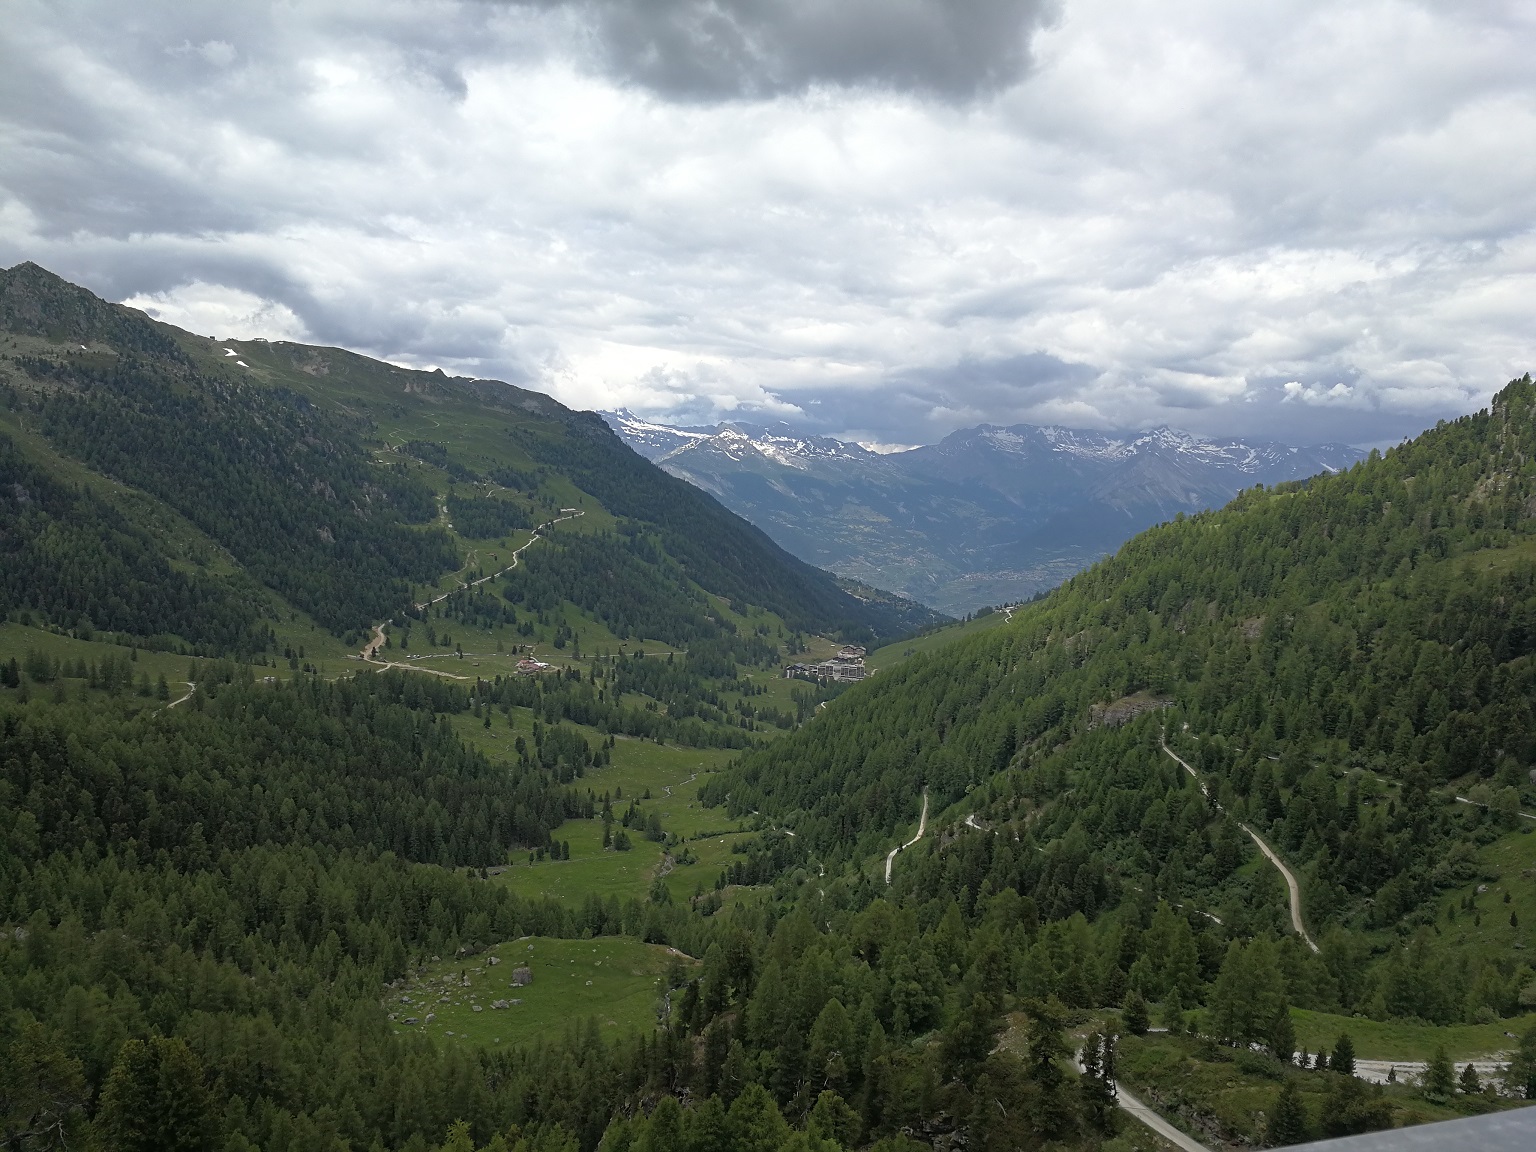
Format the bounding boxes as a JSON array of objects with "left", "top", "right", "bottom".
[{"left": 604, "top": 409, "right": 1364, "bottom": 614}]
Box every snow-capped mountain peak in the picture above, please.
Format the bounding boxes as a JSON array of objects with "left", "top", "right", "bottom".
[
  {"left": 603, "top": 411, "right": 875, "bottom": 467},
  {"left": 602, "top": 409, "right": 714, "bottom": 460},
  {"left": 602, "top": 409, "right": 1364, "bottom": 615}
]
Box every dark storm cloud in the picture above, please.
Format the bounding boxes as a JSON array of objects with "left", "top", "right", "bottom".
[{"left": 549, "top": 0, "right": 1054, "bottom": 100}]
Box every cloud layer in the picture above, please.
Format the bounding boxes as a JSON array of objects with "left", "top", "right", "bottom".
[
  {"left": 2, "top": 0, "right": 1533, "bottom": 446},
  {"left": 569, "top": 0, "right": 1052, "bottom": 100}
]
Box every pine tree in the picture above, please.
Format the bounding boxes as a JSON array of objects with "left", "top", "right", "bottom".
[
  {"left": 1507, "top": 1023, "right": 1536, "bottom": 1100},
  {"left": 1162, "top": 986, "right": 1186, "bottom": 1033},
  {"left": 1078, "top": 1032, "right": 1117, "bottom": 1132},
  {"left": 0, "top": 1021, "right": 91, "bottom": 1151},
  {"left": 638, "top": 1096, "right": 684, "bottom": 1152},
  {"left": 1122, "top": 988, "right": 1150, "bottom": 1036},
  {"left": 1422, "top": 1046, "right": 1455, "bottom": 1099},
  {"left": 1266, "top": 1079, "right": 1310, "bottom": 1146},
  {"left": 1021, "top": 999, "right": 1075, "bottom": 1141},
  {"left": 860, "top": 1020, "right": 890, "bottom": 1135},
  {"left": 1207, "top": 939, "right": 1246, "bottom": 1043},
  {"left": 808, "top": 999, "right": 854, "bottom": 1092},
  {"left": 726, "top": 1084, "right": 789, "bottom": 1152},
  {"left": 684, "top": 1096, "right": 729, "bottom": 1152},
  {"left": 807, "top": 1090, "right": 859, "bottom": 1149},
  {"left": 1459, "top": 1063, "right": 1481, "bottom": 1094},
  {"left": 939, "top": 991, "right": 1001, "bottom": 1088},
  {"left": 1266, "top": 1002, "right": 1296, "bottom": 1063},
  {"left": 97, "top": 1036, "right": 217, "bottom": 1152},
  {"left": 1331, "top": 1032, "right": 1355, "bottom": 1076}
]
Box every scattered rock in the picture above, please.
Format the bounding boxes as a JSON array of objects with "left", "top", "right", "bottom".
[
  {"left": 512, "top": 966, "right": 533, "bottom": 986},
  {"left": 1088, "top": 691, "right": 1171, "bottom": 729}
]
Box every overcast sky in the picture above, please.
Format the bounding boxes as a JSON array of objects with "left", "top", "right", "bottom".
[{"left": 2, "top": 0, "right": 1533, "bottom": 447}]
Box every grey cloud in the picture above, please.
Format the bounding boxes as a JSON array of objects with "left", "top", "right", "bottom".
[
  {"left": 533, "top": 0, "right": 1053, "bottom": 100},
  {"left": 700, "top": 353, "right": 1101, "bottom": 443},
  {"left": 742, "top": 364, "right": 1461, "bottom": 449},
  {"left": 2, "top": 0, "right": 1532, "bottom": 455}
]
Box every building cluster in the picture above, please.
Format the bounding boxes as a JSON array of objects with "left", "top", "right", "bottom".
[
  {"left": 515, "top": 657, "right": 552, "bottom": 675},
  {"left": 784, "top": 645, "right": 868, "bottom": 684}
]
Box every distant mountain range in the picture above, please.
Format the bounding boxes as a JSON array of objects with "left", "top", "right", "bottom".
[{"left": 604, "top": 410, "right": 1365, "bottom": 615}]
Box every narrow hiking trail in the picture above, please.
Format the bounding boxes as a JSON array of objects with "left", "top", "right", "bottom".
[
  {"left": 1160, "top": 736, "right": 1318, "bottom": 953},
  {"left": 1454, "top": 794, "right": 1536, "bottom": 822},
  {"left": 661, "top": 772, "right": 700, "bottom": 798},
  {"left": 358, "top": 510, "right": 585, "bottom": 671},
  {"left": 164, "top": 681, "right": 195, "bottom": 709},
  {"left": 885, "top": 789, "right": 929, "bottom": 884},
  {"left": 414, "top": 510, "right": 584, "bottom": 612}
]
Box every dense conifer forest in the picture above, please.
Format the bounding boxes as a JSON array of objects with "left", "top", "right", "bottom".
[
  {"left": 3, "top": 263, "right": 1535, "bottom": 1150},
  {"left": 710, "top": 377, "right": 1536, "bottom": 1027}
]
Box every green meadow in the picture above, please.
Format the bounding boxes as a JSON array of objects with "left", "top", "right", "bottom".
[
  {"left": 1290, "top": 1008, "right": 1536, "bottom": 1062},
  {"left": 387, "top": 936, "right": 693, "bottom": 1049}
]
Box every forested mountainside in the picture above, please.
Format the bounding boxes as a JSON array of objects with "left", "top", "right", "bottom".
[
  {"left": 2, "top": 258, "right": 1532, "bottom": 1152},
  {"left": 0, "top": 262, "right": 989, "bottom": 1152},
  {"left": 0, "top": 262, "right": 934, "bottom": 655},
  {"left": 710, "top": 377, "right": 1536, "bottom": 1027}
]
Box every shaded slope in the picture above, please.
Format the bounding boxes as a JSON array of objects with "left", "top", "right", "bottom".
[{"left": 0, "top": 262, "right": 938, "bottom": 653}]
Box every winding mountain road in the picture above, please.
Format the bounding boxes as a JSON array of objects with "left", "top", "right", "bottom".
[
  {"left": 884, "top": 789, "right": 929, "bottom": 884},
  {"left": 415, "top": 510, "right": 584, "bottom": 612},
  {"left": 1161, "top": 737, "right": 1317, "bottom": 953},
  {"left": 359, "top": 510, "right": 585, "bottom": 670},
  {"left": 1115, "top": 1084, "right": 1211, "bottom": 1152},
  {"left": 1074, "top": 1047, "right": 1211, "bottom": 1151}
]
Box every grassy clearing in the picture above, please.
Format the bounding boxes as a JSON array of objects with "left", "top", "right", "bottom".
[
  {"left": 1439, "top": 819, "right": 1536, "bottom": 957},
  {"left": 470, "top": 710, "right": 751, "bottom": 902},
  {"left": 0, "top": 623, "right": 193, "bottom": 687},
  {"left": 386, "top": 935, "right": 689, "bottom": 1050},
  {"left": 1291, "top": 1009, "right": 1536, "bottom": 1062},
  {"left": 494, "top": 819, "right": 666, "bottom": 903},
  {"left": 1454, "top": 535, "right": 1536, "bottom": 575},
  {"left": 662, "top": 832, "right": 755, "bottom": 903}
]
